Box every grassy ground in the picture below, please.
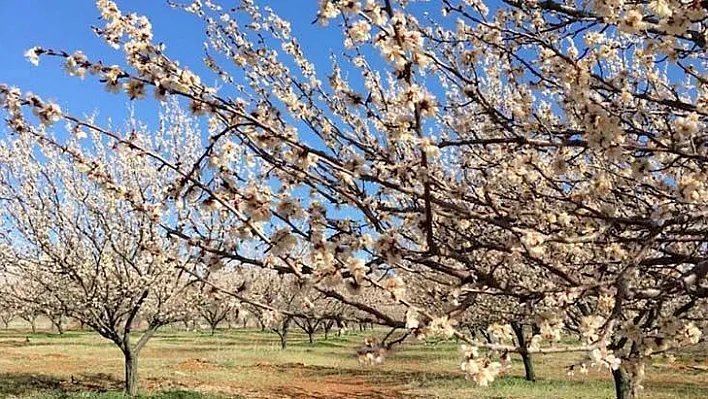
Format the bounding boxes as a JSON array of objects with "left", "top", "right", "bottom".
[{"left": 0, "top": 327, "right": 706, "bottom": 398}]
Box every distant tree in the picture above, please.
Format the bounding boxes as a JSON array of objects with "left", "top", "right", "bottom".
[
  {"left": 196, "top": 271, "right": 243, "bottom": 335},
  {"left": 0, "top": 292, "right": 16, "bottom": 329}
]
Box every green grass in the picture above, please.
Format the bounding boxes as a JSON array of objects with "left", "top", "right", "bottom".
[{"left": 1, "top": 327, "right": 706, "bottom": 398}]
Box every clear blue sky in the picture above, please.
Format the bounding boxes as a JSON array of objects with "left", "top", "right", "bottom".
[{"left": 0, "top": 1, "right": 337, "bottom": 130}]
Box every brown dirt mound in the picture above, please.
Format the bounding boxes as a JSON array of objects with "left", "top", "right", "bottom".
[{"left": 175, "top": 359, "right": 220, "bottom": 371}]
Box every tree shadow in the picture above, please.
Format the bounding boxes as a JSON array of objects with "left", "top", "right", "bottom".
[
  {"left": 0, "top": 372, "right": 123, "bottom": 396},
  {"left": 0, "top": 373, "right": 64, "bottom": 396},
  {"left": 0, "top": 340, "right": 61, "bottom": 348}
]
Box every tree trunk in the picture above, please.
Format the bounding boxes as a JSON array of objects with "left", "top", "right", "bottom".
[
  {"left": 53, "top": 319, "right": 64, "bottom": 335},
  {"left": 124, "top": 350, "right": 139, "bottom": 397},
  {"left": 510, "top": 321, "right": 535, "bottom": 382},
  {"left": 30, "top": 320, "right": 36, "bottom": 334},
  {"left": 481, "top": 329, "right": 492, "bottom": 344},
  {"left": 279, "top": 317, "right": 291, "bottom": 350},
  {"left": 210, "top": 323, "right": 217, "bottom": 336},
  {"left": 612, "top": 365, "right": 635, "bottom": 399},
  {"left": 278, "top": 329, "right": 288, "bottom": 350},
  {"left": 308, "top": 331, "right": 314, "bottom": 344},
  {"left": 520, "top": 349, "right": 535, "bottom": 382}
]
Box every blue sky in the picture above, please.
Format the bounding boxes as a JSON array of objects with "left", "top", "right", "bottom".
[{"left": 0, "top": 1, "right": 338, "bottom": 130}]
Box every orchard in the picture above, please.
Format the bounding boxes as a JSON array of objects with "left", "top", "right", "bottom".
[{"left": 0, "top": 1, "right": 707, "bottom": 398}]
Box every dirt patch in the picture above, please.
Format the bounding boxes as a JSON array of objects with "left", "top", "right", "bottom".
[
  {"left": 175, "top": 358, "right": 220, "bottom": 372},
  {"left": 143, "top": 376, "right": 191, "bottom": 392},
  {"left": 43, "top": 353, "right": 70, "bottom": 359},
  {"left": 234, "top": 362, "right": 406, "bottom": 399},
  {"left": 65, "top": 373, "right": 123, "bottom": 392},
  {"left": 0, "top": 351, "right": 87, "bottom": 376},
  {"left": 159, "top": 362, "right": 407, "bottom": 398}
]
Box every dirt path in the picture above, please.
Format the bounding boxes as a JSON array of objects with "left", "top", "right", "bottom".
[
  {"left": 151, "top": 361, "right": 409, "bottom": 398},
  {"left": 248, "top": 362, "right": 406, "bottom": 399}
]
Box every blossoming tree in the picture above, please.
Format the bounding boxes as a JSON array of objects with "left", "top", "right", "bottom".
[
  {"left": 2, "top": 1, "right": 708, "bottom": 398},
  {"left": 194, "top": 270, "right": 244, "bottom": 335},
  {"left": 0, "top": 286, "right": 18, "bottom": 329},
  {"left": 0, "top": 126, "right": 205, "bottom": 396}
]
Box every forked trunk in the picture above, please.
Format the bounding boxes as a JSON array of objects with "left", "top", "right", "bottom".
[
  {"left": 117, "top": 324, "right": 158, "bottom": 398},
  {"left": 54, "top": 319, "right": 64, "bottom": 335}
]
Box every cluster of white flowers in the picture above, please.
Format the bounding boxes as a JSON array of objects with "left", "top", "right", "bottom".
[
  {"left": 427, "top": 315, "right": 458, "bottom": 338},
  {"left": 536, "top": 312, "right": 565, "bottom": 343},
  {"left": 487, "top": 323, "right": 514, "bottom": 343},
  {"left": 382, "top": 275, "right": 406, "bottom": 301},
  {"left": 459, "top": 345, "right": 504, "bottom": 387},
  {"left": 0, "top": 86, "right": 62, "bottom": 129},
  {"left": 588, "top": 348, "right": 622, "bottom": 371},
  {"left": 269, "top": 228, "right": 297, "bottom": 256},
  {"left": 346, "top": 257, "right": 368, "bottom": 284},
  {"left": 580, "top": 315, "right": 605, "bottom": 344}
]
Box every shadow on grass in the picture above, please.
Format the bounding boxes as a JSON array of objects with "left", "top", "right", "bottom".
[
  {"left": 0, "top": 340, "right": 33, "bottom": 348},
  {"left": 0, "top": 331, "right": 85, "bottom": 339},
  {"left": 0, "top": 373, "right": 64, "bottom": 396},
  {"left": 0, "top": 341, "right": 115, "bottom": 349},
  {"left": 291, "top": 340, "right": 346, "bottom": 349},
  {"left": 0, "top": 372, "right": 123, "bottom": 396}
]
